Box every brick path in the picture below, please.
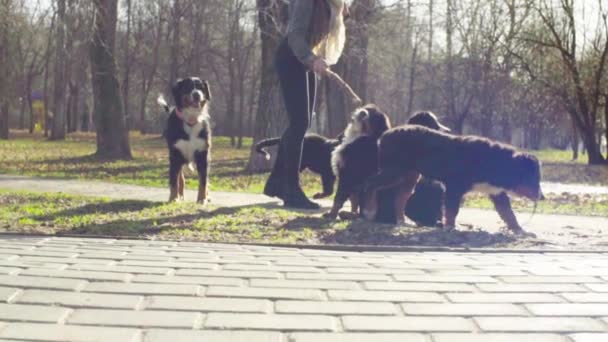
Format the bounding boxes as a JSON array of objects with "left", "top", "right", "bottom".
[{"left": 1, "top": 236, "right": 608, "bottom": 341}]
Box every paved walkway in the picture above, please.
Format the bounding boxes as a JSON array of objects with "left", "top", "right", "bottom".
[{"left": 1, "top": 236, "right": 608, "bottom": 341}]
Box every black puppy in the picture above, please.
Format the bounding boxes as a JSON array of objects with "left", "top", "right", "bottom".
[
  {"left": 374, "top": 111, "right": 449, "bottom": 226},
  {"left": 159, "top": 77, "right": 212, "bottom": 203},
  {"left": 324, "top": 104, "right": 391, "bottom": 219},
  {"left": 363, "top": 125, "right": 544, "bottom": 235},
  {"left": 256, "top": 134, "right": 341, "bottom": 199}
]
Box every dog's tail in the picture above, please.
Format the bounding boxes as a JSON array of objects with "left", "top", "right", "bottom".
[
  {"left": 157, "top": 95, "right": 170, "bottom": 113},
  {"left": 255, "top": 137, "right": 281, "bottom": 161}
]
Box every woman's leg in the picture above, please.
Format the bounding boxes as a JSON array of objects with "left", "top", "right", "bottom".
[{"left": 264, "top": 40, "right": 319, "bottom": 209}]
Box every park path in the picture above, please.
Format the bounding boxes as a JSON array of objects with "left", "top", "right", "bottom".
[{"left": 1, "top": 235, "right": 608, "bottom": 341}]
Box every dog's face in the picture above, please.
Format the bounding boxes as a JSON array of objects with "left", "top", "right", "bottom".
[
  {"left": 407, "top": 111, "right": 450, "bottom": 132},
  {"left": 172, "top": 77, "right": 211, "bottom": 125},
  {"left": 343, "top": 105, "right": 391, "bottom": 142},
  {"left": 513, "top": 154, "right": 544, "bottom": 201}
]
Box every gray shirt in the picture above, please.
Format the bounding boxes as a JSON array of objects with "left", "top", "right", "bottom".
[{"left": 287, "top": 0, "right": 317, "bottom": 67}]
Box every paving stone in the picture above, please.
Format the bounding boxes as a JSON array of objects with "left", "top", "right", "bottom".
[
  {"left": 402, "top": 303, "right": 527, "bottom": 316},
  {"left": 364, "top": 281, "right": 475, "bottom": 292},
  {"left": 145, "top": 296, "right": 271, "bottom": 313},
  {"left": 206, "top": 286, "right": 324, "bottom": 300},
  {"left": 17, "top": 290, "right": 142, "bottom": 309},
  {"left": 433, "top": 333, "right": 569, "bottom": 342},
  {"left": 18, "top": 256, "right": 114, "bottom": 265},
  {"left": 327, "top": 290, "right": 444, "bottom": 302},
  {"left": 205, "top": 313, "right": 336, "bottom": 331},
  {"left": 276, "top": 300, "right": 397, "bottom": 315},
  {"left": 12, "top": 250, "right": 79, "bottom": 258},
  {"left": 563, "top": 293, "right": 608, "bottom": 303},
  {"left": 119, "top": 260, "right": 218, "bottom": 269},
  {"left": 0, "top": 323, "right": 140, "bottom": 342},
  {"left": 526, "top": 304, "right": 608, "bottom": 316},
  {"left": 145, "top": 330, "right": 282, "bottom": 342},
  {"left": 393, "top": 275, "right": 498, "bottom": 283},
  {"left": 0, "top": 303, "right": 70, "bottom": 323},
  {"left": 499, "top": 276, "right": 603, "bottom": 283},
  {"left": 67, "top": 309, "right": 200, "bottom": 328},
  {"left": 0, "top": 275, "right": 86, "bottom": 291},
  {"left": 475, "top": 317, "right": 606, "bottom": 332},
  {"left": 584, "top": 284, "right": 608, "bottom": 292},
  {"left": 68, "top": 264, "right": 172, "bottom": 275},
  {"left": 83, "top": 282, "right": 199, "bottom": 296},
  {"left": 342, "top": 316, "right": 474, "bottom": 332},
  {"left": 20, "top": 268, "right": 130, "bottom": 282},
  {"left": 447, "top": 293, "right": 565, "bottom": 303},
  {"left": 570, "top": 334, "right": 608, "bottom": 342},
  {"left": 0, "top": 267, "right": 20, "bottom": 275},
  {"left": 325, "top": 267, "right": 425, "bottom": 275},
  {"left": 174, "top": 269, "right": 280, "bottom": 278},
  {"left": 431, "top": 269, "right": 527, "bottom": 276},
  {"left": 0, "top": 260, "right": 68, "bottom": 269},
  {"left": 223, "top": 264, "right": 322, "bottom": 273},
  {"left": 285, "top": 272, "right": 390, "bottom": 281},
  {"left": 251, "top": 279, "right": 359, "bottom": 290},
  {"left": 478, "top": 283, "right": 586, "bottom": 293},
  {"left": 0, "top": 286, "right": 19, "bottom": 302},
  {"left": 132, "top": 274, "right": 243, "bottom": 286},
  {"left": 290, "top": 333, "right": 428, "bottom": 342}
]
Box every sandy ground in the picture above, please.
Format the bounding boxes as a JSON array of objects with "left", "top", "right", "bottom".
[{"left": 1, "top": 174, "right": 607, "bottom": 250}]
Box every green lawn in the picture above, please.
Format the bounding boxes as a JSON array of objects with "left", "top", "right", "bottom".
[
  {"left": 1, "top": 132, "right": 606, "bottom": 194},
  {"left": 0, "top": 131, "right": 318, "bottom": 194},
  {"left": 0, "top": 190, "right": 528, "bottom": 247}
]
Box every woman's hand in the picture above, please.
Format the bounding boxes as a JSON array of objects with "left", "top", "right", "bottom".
[{"left": 311, "top": 57, "right": 329, "bottom": 75}]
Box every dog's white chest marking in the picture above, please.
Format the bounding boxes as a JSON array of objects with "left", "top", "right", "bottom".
[
  {"left": 175, "top": 121, "right": 208, "bottom": 163},
  {"left": 331, "top": 121, "right": 365, "bottom": 176}
]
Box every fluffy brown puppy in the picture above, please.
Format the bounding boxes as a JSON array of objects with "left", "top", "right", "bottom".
[
  {"left": 363, "top": 125, "right": 544, "bottom": 235},
  {"left": 323, "top": 104, "right": 391, "bottom": 219}
]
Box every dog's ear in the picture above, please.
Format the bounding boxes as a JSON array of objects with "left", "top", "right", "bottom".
[
  {"left": 202, "top": 80, "right": 212, "bottom": 101},
  {"left": 172, "top": 79, "right": 183, "bottom": 107}
]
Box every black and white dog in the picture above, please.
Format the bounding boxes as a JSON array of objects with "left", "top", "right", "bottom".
[{"left": 158, "top": 77, "right": 212, "bottom": 203}]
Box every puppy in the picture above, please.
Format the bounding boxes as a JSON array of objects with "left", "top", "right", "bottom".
[
  {"left": 374, "top": 111, "right": 449, "bottom": 226},
  {"left": 363, "top": 125, "right": 544, "bottom": 235},
  {"left": 256, "top": 133, "right": 341, "bottom": 199},
  {"left": 160, "top": 77, "right": 212, "bottom": 204},
  {"left": 323, "top": 104, "right": 391, "bottom": 219}
]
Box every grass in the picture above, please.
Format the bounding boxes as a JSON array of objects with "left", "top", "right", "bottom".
[
  {"left": 0, "top": 131, "right": 319, "bottom": 194},
  {"left": 0, "top": 190, "right": 516, "bottom": 247},
  {"left": 1, "top": 190, "right": 607, "bottom": 248}
]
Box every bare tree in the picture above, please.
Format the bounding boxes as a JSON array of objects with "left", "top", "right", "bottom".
[
  {"left": 50, "top": 0, "right": 67, "bottom": 140},
  {"left": 247, "top": 0, "right": 288, "bottom": 172},
  {"left": 90, "top": 0, "right": 131, "bottom": 159}
]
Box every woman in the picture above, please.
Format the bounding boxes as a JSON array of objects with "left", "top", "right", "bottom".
[{"left": 264, "top": 0, "right": 348, "bottom": 209}]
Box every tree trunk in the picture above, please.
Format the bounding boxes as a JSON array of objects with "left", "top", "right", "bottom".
[
  {"left": 122, "top": 0, "right": 132, "bottom": 130},
  {"left": 247, "top": 0, "right": 288, "bottom": 172},
  {"left": 90, "top": 0, "right": 131, "bottom": 159},
  {"left": 0, "top": 102, "right": 8, "bottom": 139},
  {"left": 50, "top": 0, "right": 67, "bottom": 140}
]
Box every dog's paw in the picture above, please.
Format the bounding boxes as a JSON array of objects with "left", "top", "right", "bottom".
[
  {"left": 197, "top": 198, "right": 208, "bottom": 205},
  {"left": 322, "top": 211, "right": 338, "bottom": 220},
  {"left": 338, "top": 211, "right": 359, "bottom": 221}
]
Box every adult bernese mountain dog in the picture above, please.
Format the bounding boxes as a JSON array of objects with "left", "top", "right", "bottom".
[
  {"left": 363, "top": 125, "right": 544, "bottom": 235},
  {"left": 159, "top": 77, "right": 212, "bottom": 204},
  {"left": 255, "top": 133, "right": 341, "bottom": 199},
  {"left": 323, "top": 104, "right": 391, "bottom": 219}
]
